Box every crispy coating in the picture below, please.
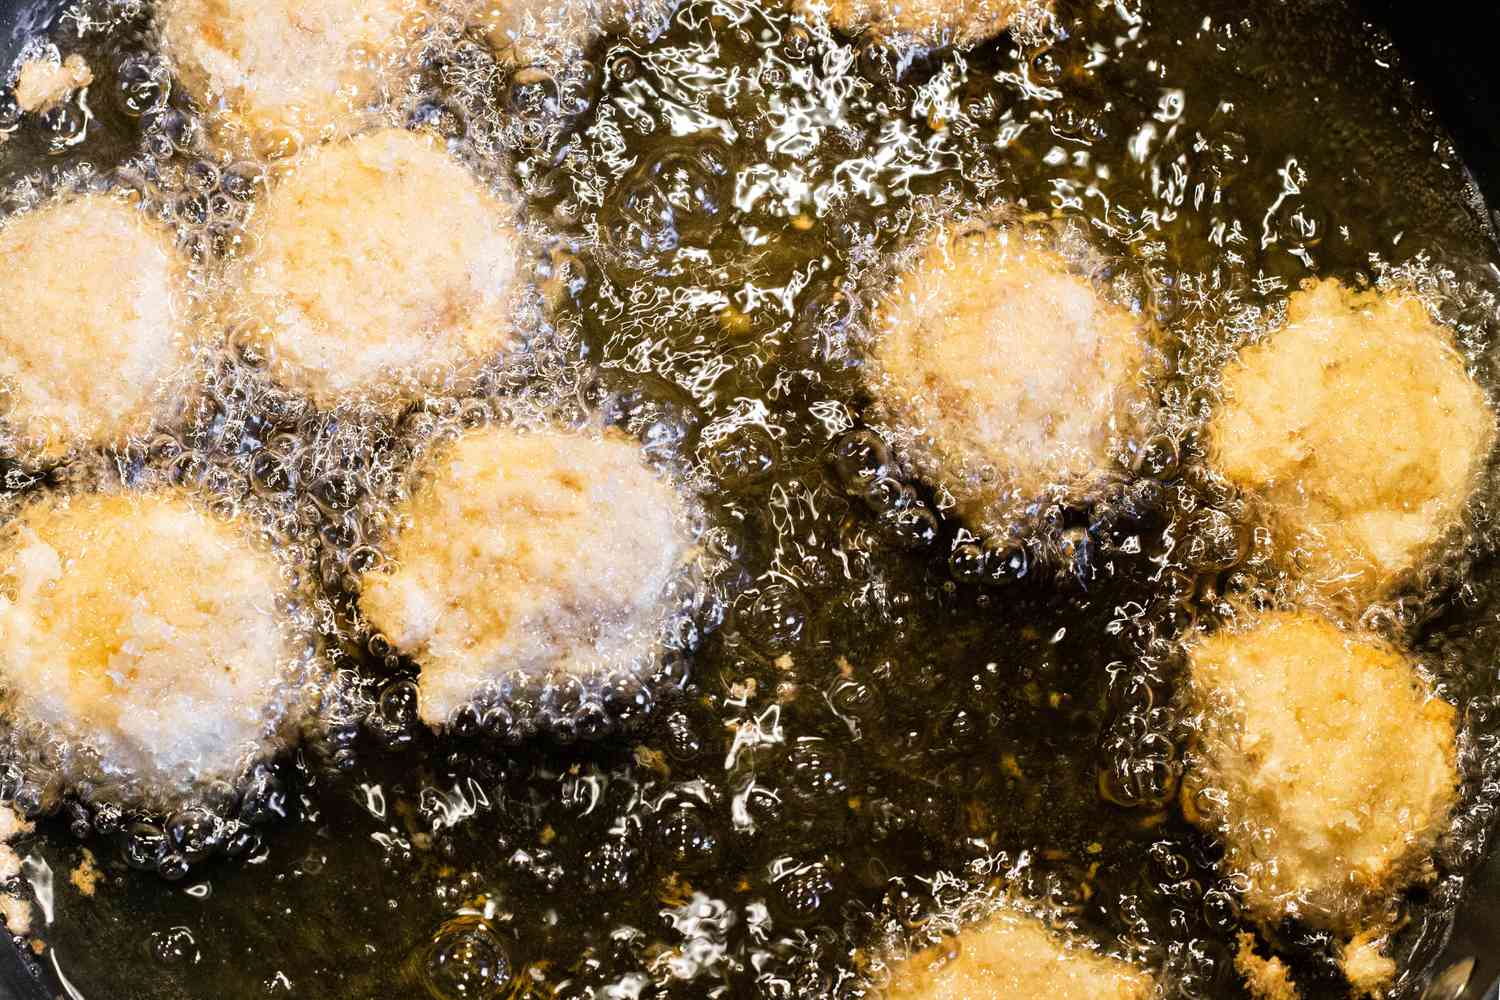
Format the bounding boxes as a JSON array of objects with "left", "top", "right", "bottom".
[
  {"left": 1209, "top": 279, "right": 1495, "bottom": 602},
  {"left": 12, "top": 54, "right": 93, "bottom": 113},
  {"left": 1184, "top": 611, "right": 1458, "bottom": 934},
  {"left": 358, "top": 425, "right": 693, "bottom": 726},
  {"left": 229, "top": 128, "right": 521, "bottom": 408},
  {"left": 159, "top": 0, "right": 430, "bottom": 156},
  {"left": 804, "top": 0, "right": 1050, "bottom": 46},
  {"left": 1233, "top": 933, "right": 1301, "bottom": 1000},
  {"left": 1340, "top": 930, "right": 1396, "bottom": 998},
  {"left": 0, "top": 492, "right": 301, "bottom": 795},
  {"left": 0, "top": 194, "right": 189, "bottom": 459},
  {"left": 886, "top": 908, "right": 1154, "bottom": 1000},
  {"left": 870, "top": 225, "right": 1151, "bottom": 532}
]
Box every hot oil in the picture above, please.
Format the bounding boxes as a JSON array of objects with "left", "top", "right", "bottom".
[{"left": 0, "top": 0, "right": 1499, "bottom": 998}]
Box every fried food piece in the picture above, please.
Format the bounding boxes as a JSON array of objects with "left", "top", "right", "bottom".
[
  {"left": 228, "top": 128, "right": 522, "bottom": 408},
  {"left": 12, "top": 54, "right": 93, "bottom": 114},
  {"left": 1208, "top": 278, "right": 1495, "bottom": 602},
  {"left": 1340, "top": 930, "right": 1397, "bottom": 999},
  {"left": 1234, "top": 933, "right": 1301, "bottom": 1000},
  {"left": 159, "top": 0, "right": 430, "bottom": 156},
  {"left": 0, "top": 492, "right": 306, "bottom": 799},
  {"left": 0, "top": 194, "right": 190, "bottom": 460},
  {"left": 1184, "top": 611, "right": 1458, "bottom": 935},
  {"left": 357, "top": 425, "right": 693, "bottom": 727},
  {"left": 886, "top": 908, "right": 1154, "bottom": 1000},
  {"left": 804, "top": 0, "right": 1050, "bottom": 47},
  {"left": 869, "top": 224, "right": 1152, "bottom": 534}
]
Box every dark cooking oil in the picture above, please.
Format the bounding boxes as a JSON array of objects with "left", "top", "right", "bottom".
[{"left": 2, "top": 1, "right": 1500, "bottom": 999}]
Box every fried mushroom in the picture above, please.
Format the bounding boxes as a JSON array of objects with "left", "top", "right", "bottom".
[
  {"left": 868, "top": 223, "right": 1154, "bottom": 537},
  {"left": 357, "top": 424, "right": 695, "bottom": 728},
  {"left": 0, "top": 194, "right": 191, "bottom": 460},
  {"left": 1208, "top": 278, "right": 1495, "bottom": 603}
]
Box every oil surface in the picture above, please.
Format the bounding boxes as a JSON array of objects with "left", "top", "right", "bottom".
[{"left": 1, "top": 1, "right": 1499, "bottom": 999}]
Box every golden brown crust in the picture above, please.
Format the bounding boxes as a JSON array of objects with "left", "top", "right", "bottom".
[
  {"left": 1208, "top": 278, "right": 1495, "bottom": 603},
  {"left": 228, "top": 128, "right": 521, "bottom": 408},
  {"left": 885, "top": 908, "right": 1154, "bottom": 1000},
  {"left": 0, "top": 194, "right": 190, "bottom": 459},
  {"left": 1184, "top": 611, "right": 1458, "bottom": 934},
  {"left": 357, "top": 425, "right": 692, "bottom": 726},
  {"left": 870, "top": 224, "right": 1152, "bottom": 533}
]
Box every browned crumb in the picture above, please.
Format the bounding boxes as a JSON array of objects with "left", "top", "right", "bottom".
[
  {"left": 1341, "top": 929, "right": 1397, "bottom": 998},
  {"left": 69, "top": 848, "right": 101, "bottom": 897},
  {"left": 1235, "top": 932, "right": 1301, "bottom": 1000},
  {"left": 0, "top": 894, "right": 32, "bottom": 936}
]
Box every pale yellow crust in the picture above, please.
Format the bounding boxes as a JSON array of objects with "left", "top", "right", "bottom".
[
  {"left": 0, "top": 194, "right": 190, "bottom": 460},
  {"left": 159, "top": 0, "right": 432, "bottom": 157},
  {"left": 871, "top": 225, "right": 1151, "bottom": 532},
  {"left": 886, "top": 909, "right": 1154, "bottom": 1000},
  {"left": 0, "top": 492, "right": 299, "bottom": 792},
  {"left": 1184, "top": 611, "right": 1458, "bottom": 935},
  {"left": 804, "top": 0, "right": 1051, "bottom": 47},
  {"left": 229, "top": 128, "right": 522, "bottom": 408},
  {"left": 357, "top": 425, "right": 692, "bottom": 726},
  {"left": 1209, "top": 278, "right": 1495, "bottom": 603}
]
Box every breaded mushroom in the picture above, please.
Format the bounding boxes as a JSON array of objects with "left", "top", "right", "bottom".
[
  {"left": 1183, "top": 611, "right": 1458, "bottom": 936},
  {"left": 886, "top": 908, "right": 1154, "bottom": 1000},
  {"left": 803, "top": 0, "right": 1051, "bottom": 48},
  {"left": 159, "top": 0, "right": 431, "bottom": 156},
  {"left": 0, "top": 491, "right": 310, "bottom": 802},
  {"left": 0, "top": 194, "right": 190, "bottom": 460},
  {"left": 869, "top": 224, "right": 1153, "bottom": 534},
  {"left": 357, "top": 424, "right": 694, "bottom": 727},
  {"left": 227, "top": 128, "right": 522, "bottom": 408},
  {"left": 1208, "top": 278, "right": 1495, "bottom": 602}
]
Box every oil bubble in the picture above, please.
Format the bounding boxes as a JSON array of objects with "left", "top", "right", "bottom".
[{"left": 421, "top": 916, "right": 512, "bottom": 1000}]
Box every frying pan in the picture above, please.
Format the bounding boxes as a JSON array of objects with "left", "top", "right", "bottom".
[{"left": 1, "top": 0, "right": 1499, "bottom": 997}]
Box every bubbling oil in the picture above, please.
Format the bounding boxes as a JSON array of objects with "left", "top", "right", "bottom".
[{"left": 1, "top": 0, "right": 1500, "bottom": 998}]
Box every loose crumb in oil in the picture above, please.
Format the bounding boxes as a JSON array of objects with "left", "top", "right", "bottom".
[
  {"left": 13, "top": 54, "right": 93, "bottom": 113},
  {"left": 69, "top": 848, "right": 101, "bottom": 897}
]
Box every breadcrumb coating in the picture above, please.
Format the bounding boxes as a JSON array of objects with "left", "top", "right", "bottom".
[
  {"left": 1184, "top": 611, "right": 1458, "bottom": 935},
  {"left": 0, "top": 492, "right": 302, "bottom": 796},
  {"left": 1209, "top": 278, "right": 1495, "bottom": 602},
  {"left": 358, "top": 425, "right": 693, "bottom": 726},
  {"left": 0, "top": 194, "right": 189, "bottom": 459},
  {"left": 870, "top": 224, "right": 1151, "bottom": 533},
  {"left": 159, "top": 0, "right": 432, "bottom": 156},
  {"left": 12, "top": 54, "right": 93, "bottom": 113},
  {"left": 229, "top": 128, "right": 522, "bottom": 408},
  {"left": 886, "top": 908, "right": 1154, "bottom": 1000}
]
